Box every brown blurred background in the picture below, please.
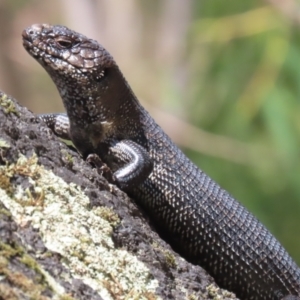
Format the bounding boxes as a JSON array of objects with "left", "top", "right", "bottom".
[{"left": 1, "top": 0, "right": 300, "bottom": 263}]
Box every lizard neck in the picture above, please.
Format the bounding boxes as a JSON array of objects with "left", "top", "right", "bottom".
[{"left": 55, "top": 66, "right": 144, "bottom": 140}]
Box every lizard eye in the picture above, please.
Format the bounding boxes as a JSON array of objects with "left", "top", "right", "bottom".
[{"left": 56, "top": 37, "right": 73, "bottom": 49}]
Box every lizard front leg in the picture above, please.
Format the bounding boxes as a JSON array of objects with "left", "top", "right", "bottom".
[
  {"left": 39, "top": 113, "right": 71, "bottom": 140},
  {"left": 104, "top": 140, "right": 153, "bottom": 191},
  {"left": 39, "top": 114, "right": 153, "bottom": 190}
]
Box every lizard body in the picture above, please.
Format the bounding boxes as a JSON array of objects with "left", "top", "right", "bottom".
[{"left": 22, "top": 24, "right": 300, "bottom": 300}]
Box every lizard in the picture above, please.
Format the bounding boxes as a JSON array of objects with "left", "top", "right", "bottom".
[{"left": 22, "top": 23, "right": 300, "bottom": 300}]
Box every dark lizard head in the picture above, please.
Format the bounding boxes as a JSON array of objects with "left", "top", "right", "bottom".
[
  {"left": 22, "top": 24, "right": 139, "bottom": 134},
  {"left": 22, "top": 24, "right": 115, "bottom": 78}
]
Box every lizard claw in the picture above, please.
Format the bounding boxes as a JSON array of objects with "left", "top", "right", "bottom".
[{"left": 86, "top": 153, "right": 116, "bottom": 184}]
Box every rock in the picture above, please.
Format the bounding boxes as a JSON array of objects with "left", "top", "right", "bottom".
[{"left": 0, "top": 91, "right": 237, "bottom": 300}]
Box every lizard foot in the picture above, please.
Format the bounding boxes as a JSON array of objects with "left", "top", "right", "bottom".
[{"left": 86, "top": 153, "right": 116, "bottom": 184}]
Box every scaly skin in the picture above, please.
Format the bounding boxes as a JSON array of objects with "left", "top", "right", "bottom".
[{"left": 22, "top": 24, "right": 300, "bottom": 300}]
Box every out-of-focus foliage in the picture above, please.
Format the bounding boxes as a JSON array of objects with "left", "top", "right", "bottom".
[
  {"left": 0, "top": 0, "right": 299, "bottom": 263},
  {"left": 186, "top": 1, "right": 300, "bottom": 262}
]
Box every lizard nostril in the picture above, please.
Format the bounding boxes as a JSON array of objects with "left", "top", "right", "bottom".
[{"left": 28, "top": 29, "right": 34, "bottom": 35}]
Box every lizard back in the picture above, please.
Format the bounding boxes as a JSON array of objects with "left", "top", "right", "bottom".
[{"left": 132, "top": 107, "right": 300, "bottom": 300}]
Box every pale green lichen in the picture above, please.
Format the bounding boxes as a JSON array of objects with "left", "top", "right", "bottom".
[
  {"left": 0, "top": 241, "right": 63, "bottom": 300},
  {"left": 0, "top": 94, "right": 19, "bottom": 116},
  {"left": 61, "top": 149, "right": 75, "bottom": 165},
  {"left": 0, "top": 138, "right": 10, "bottom": 149},
  {"left": 206, "top": 284, "right": 237, "bottom": 300},
  {"left": 0, "top": 154, "right": 160, "bottom": 300},
  {"left": 94, "top": 206, "right": 120, "bottom": 228},
  {"left": 152, "top": 242, "right": 176, "bottom": 268}
]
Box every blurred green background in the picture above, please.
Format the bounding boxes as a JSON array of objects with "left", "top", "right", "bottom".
[{"left": 1, "top": 0, "right": 300, "bottom": 263}]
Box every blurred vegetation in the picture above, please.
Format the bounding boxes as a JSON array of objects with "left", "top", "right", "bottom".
[
  {"left": 0, "top": 0, "right": 300, "bottom": 263},
  {"left": 186, "top": 1, "right": 300, "bottom": 262}
]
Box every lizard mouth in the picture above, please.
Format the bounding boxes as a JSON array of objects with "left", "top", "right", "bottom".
[
  {"left": 22, "top": 27, "right": 40, "bottom": 57},
  {"left": 23, "top": 43, "right": 42, "bottom": 61},
  {"left": 22, "top": 38, "right": 31, "bottom": 49},
  {"left": 22, "top": 37, "right": 37, "bottom": 56},
  {"left": 22, "top": 29, "right": 49, "bottom": 62}
]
